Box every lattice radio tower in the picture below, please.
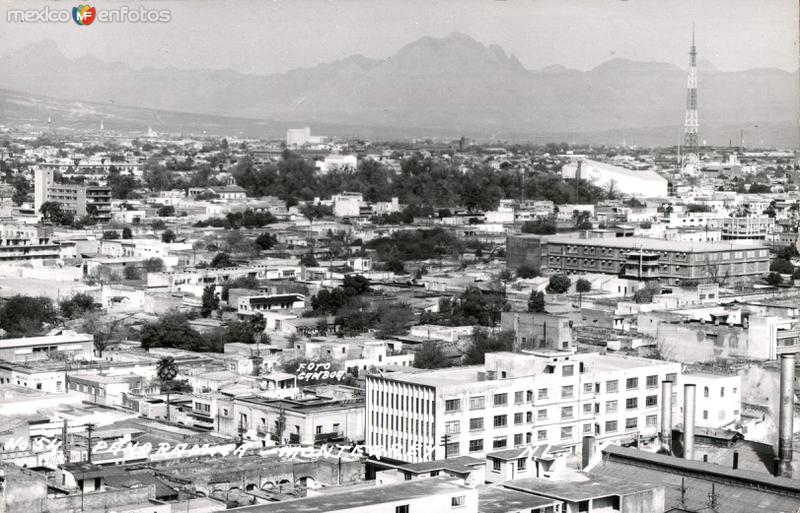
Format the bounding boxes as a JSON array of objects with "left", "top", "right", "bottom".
[{"left": 682, "top": 25, "right": 699, "bottom": 167}]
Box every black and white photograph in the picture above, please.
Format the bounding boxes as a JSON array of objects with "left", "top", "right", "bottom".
[{"left": 0, "top": 1, "right": 799, "bottom": 512}]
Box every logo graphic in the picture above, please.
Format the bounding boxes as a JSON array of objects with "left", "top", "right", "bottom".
[{"left": 72, "top": 4, "right": 96, "bottom": 25}]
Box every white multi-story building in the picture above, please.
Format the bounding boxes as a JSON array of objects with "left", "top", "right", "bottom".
[
  {"left": 681, "top": 372, "right": 741, "bottom": 428},
  {"left": 365, "top": 351, "right": 681, "bottom": 463}
]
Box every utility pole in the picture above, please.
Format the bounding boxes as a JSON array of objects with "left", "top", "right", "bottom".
[
  {"left": 85, "top": 423, "right": 95, "bottom": 463},
  {"left": 440, "top": 434, "right": 450, "bottom": 460},
  {"left": 62, "top": 418, "right": 70, "bottom": 463}
]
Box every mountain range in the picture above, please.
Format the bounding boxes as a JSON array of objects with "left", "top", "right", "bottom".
[{"left": 0, "top": 33, "right": 797, "bottom": 145}]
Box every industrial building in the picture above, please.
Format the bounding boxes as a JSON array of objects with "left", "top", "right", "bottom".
[{"left": 561, "top": 159, "right": 669, "bottom": 198}]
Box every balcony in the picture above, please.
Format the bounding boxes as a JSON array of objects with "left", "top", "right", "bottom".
[{"left": 314, "top": 431, "right": 345, "bottom": 443}]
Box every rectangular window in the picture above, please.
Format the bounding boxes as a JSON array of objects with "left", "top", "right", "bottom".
[
  {"left": 583, "top": 423, "right": 592, "bottom": 433},
  {"left": 493, "top": 436, "right": 508, "bottom": 449},
  {"left": 514, "top": 433, "right": 523, "bottom": 446},
  {"left": 665, "top": 373, "right": 677, "bottom": 383},
  {"left": 445, "top": 442, "right": 460, "bottom": 458},
  {"left": 563, "top": 365, "right": 574, "bottom": 377},
  {"left": 537, "top": 430, "right": 547, "bottom": 441},
  {"left": 626, "top": 397, "right": 638, "bottom": 410},
  {"left": 646, "top": 414, "right": 657, "bottom": 427},
  {"left": 561, "top": 385, "right": 574, "bottom": 399},
  {"left": 445, "top": 399, "right": 461, "bottom": 412},
  {"left": 395, "top": 506, "right": 409, "bottom": 513},
  {"left": 645, "top": 395, "right": 658, "bottom": 407},
  {"left": 469, "top": 417, "right": 484, "bottom": 431},
  {"left": 560, "top": 426, "right": 572, "bottom": 440},
  {"left": 469, "top": 439, "right": 483, "bottom": 452},
  {"left": 625, "top": 417, "right": 638, "bottom": 429},
  {"left": 526, "top": 411, "right": 532, "bottom": 423},
  {"left": 626, "top": 378, "right": 639, "bottom": 390},
  {"left": 606, "top": 380, "right": 619, "bottom": 393},
  {"left": 606, "top": 400, "right": 618, "bottom": 413},
  {"left": 469, "top": 396, "right": 485, "bottom": 410},
  {"left": 605, "top": 420, "right": 618, "bottom": 432},
  {"left": 451, "top": 496, "right": 465, "bottom": 508},
  {"left": 514, "top": 391, "right": 524, "bottom": 404},
  {"left": 537, "top": 409, "right": 547, "bottom": 421},
  {"left": 492, "top": 459, "right": 501, "bottom": 472},
  {"left": 445, "top": 420, "right": 460, "bottom": 434},
  {"left": 514, "top": 412, "right": 523, "bottom": 425},
  {"left": 583, "top": 382, "right": 593, "bottom": 394},
  {"left": 494, "top": 393, "right": 508, "bottom": 406},
  {"left": 561, "top": 406, "right": 574, "bottom": 419},
  {"left": 646, "top": 375, "right": 658, "bottom": 388},
  {"left": 517, "top": 458, "right": 527, "bottom": 471},
  {"left": 538, "top": 388, "right": 548, "bottom": 400},
  {"left": 493, "top": 415, "right": 507, "bottom": 428},
  {"left": 703, "top": 410, "right": 708, "bottom": 420},
  {"left": 526, "top": 390, "right": 533, "bottom": 402}
]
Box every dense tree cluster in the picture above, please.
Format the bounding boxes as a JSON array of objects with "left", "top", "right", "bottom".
[
  {"left": 59, "top": 293, "right": 98, "bottom": 319},
  {"left": 230, "top": 151, "right": 607, "bottom": 211},
  {"left": 0, "top": 295, "right": 57, "bottom": 337},
  {"left": 420, "top": 285, "right": 508, "bottom": 327},
  {"left": 194, "top": 209, "right": 278, "bottom": 229},
  {"left": 366, "top": 228, "right": 462, "bottom": 262}
]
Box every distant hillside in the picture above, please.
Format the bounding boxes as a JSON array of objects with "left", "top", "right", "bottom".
[{"left": 0, "top": 34, "right": 796, "bottom": 145}]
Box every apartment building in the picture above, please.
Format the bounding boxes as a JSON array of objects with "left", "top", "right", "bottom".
[
  {"left": 541, "top": 236, "right": 769, "bottom": 284},
  {"left": 721, "top": 216, "right": 774, "bottom": 241},
  {"left": 0, "top": 224, "right": 60, "bottom": 263},
  {"left": 365, "top": 351, "right": 680, "bottom": 463},
  {"left": 236, "top": 293, "right": 306, "bottom": 318},
  {"left": 34, "top": 167, "right": 111, "bottom": 222}
]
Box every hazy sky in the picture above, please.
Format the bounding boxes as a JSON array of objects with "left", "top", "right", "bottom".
[{"left": 0, "top": 0, "right": 797, "bottom": 74}]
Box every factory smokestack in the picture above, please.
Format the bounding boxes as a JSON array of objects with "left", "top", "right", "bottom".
[
  {"left": 778, "top": 352, "right": 795, "bottom": 478},
  {"left": 684, "top": 384, "right": 696, "bottom": 460},
  {"left": 659, "top": 380, "right": 673, "bottom": 455}
]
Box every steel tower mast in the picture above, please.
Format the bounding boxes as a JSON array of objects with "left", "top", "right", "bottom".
[{"left": 682, "top": 25, "right": 699, "bottom": 168}]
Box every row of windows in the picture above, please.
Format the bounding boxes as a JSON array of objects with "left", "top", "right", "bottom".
[{"left": 372, "top": 411, "right": 434, "bottom": 437}]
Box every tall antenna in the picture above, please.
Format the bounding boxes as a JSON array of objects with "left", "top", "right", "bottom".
[{"left": 682, "top": 24, "right": 699, "bottom": 170}]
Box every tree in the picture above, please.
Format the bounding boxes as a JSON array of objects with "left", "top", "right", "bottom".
[
  {"left": 140, "top": 311, "right": 208, "bottom": 351},
  {"left": 142, "top": 257, "right": 164, "bottom": 272},
  {"left": 767, "top": 272, "right": 784, "bottom": 286},
  {"left": 158, "top": 205, "right": 176, "bottom": 217},
  {"left": 632, "top": 287, "right": 657, "bottom": 304},
  {"left": 301, "top": 203, "right": 334, "bottom": 224},
  {"left": 156, "top": 356, "right": 179, "bottom": 422},
  {"left": 575, "top": 278, "right": 591, "bottom": 293},
  {"left": 528, "top": 291, "right": 546, "bottom": 313},
  {"left": 124, "top": 266, "right": 141, "bottom": 280},
  {"left": 770, "top": 258, "right": 794, "bottom": 275},
  {"left": 517, "top": 265, "right": 540, "bottom": 279},
  {"left": 122, "top": 227, "right": 133, "bottom": 239},
  {"left": 463, "top": 329, "right": 514, "bottom": 365},
  {"left": 0, "top": 295, "right": 57, "bottom": 337},
  {"left": 209, "top": 252, "right": 234, "bottom": 268},
  {"left": 200, "top": 285, "right": 219, "bottom": 318},
  {"left": 102, "top": 230, "right": 120, "bottom": 240},
  {"left": 161, "top": 229, "right": 176, "bottom": 243},
  {"left": 59, "top": 293, "right": 97, "bottom": 319},
  {"left": 546, "top": 274, "right": 571, "bottom": 294},
  {"left": 521, "top": 219, "right": 557, "bottom": 235},
  {"left": 300, "top": 251, "right": 319, "bottom": 267},
  {"left": 375, "top": 303, "right": 415, "bottom": 338},
  {"left": 414, "top": 341, "right": 450, "bottom": 369},
  {"left": 255, "top": 232, "right": 278, "bottom": 250}
]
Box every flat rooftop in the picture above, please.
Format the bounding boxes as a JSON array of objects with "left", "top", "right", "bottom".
[
  {"left": 0, "top": 332, "right": 92, "bottom": 348},
  {"left": 478, "top": 485, "right": 559, "bottom": 513},
  {"left": 226, "top": 476, "right": 471, "bottom": 513},
  {"left": 545, "top": 235, "right": 766, "bottom": 253},
  {"left": 505, "top": 473, "right": 660, "bottom": 501}
]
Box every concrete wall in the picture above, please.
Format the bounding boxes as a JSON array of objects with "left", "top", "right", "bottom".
[
  {"left": 620, "top": 487, "right": 665, "bottom": 513},
  {"left": 48, "top": 485, "right": 155, "bottom": 513},
  {"left": 506, "top": 235, "right": 545, "bottom": 271},
  {"left": 0, "top": 466, "right": 48, "bottom": 513}
]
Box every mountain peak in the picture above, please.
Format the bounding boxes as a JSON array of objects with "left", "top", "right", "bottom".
[{"left": 378, "top": 32, "right": 526, "bottom": 75}]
